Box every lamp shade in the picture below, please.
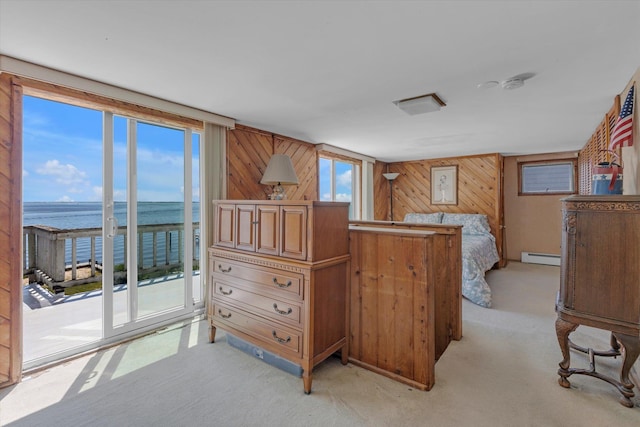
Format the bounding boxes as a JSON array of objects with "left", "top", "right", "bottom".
[
  {"left": 382, "top": 172, "right": 400, "bottom": 181},
  {"left": 260, "top": 154, "right": 299, "bottom": 185}
]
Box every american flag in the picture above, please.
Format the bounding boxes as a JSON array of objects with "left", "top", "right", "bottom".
[{"left": 609, "top": 84, "right": 634, "bottom": 150}]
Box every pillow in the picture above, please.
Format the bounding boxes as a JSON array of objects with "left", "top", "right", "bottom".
[
  {"left": 441, "top": 213, "right": 491, "bottom": 235},
  {"left": 403, "top": 212, "right": 443, "bottom": 224}
]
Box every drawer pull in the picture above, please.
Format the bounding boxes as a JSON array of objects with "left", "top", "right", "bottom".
[
  {"left": 272, "top": 330, "right": 291, "bottom": 344},
  {"left": 219, "top": 286, "right": 233, "bottom": 296},
  {"left": 273, "top": 303, "right": 292, "bottom": 315},
  {"left": 272, "top": 277, "right": 292, "bottom": 288},
  {"left": 218, "top": 264, "right": 232, "bottom": 273},
  {"left": 218, "top": 309, "right": 232, "bottom": 319}
]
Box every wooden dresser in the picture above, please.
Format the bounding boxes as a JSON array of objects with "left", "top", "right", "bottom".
[
  {"left": 208, "top": 200, "right": 350, "bottom": 394},
  {"left": 555, "top": 195, "right": 640, "bottom": 408},
  {"left": 348, "top": 221, "right": 462, "bottom": 390}
]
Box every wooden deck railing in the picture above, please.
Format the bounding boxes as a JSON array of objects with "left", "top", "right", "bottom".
[{"left": 23, "top": 223, "right": 200, "bottom": 285}]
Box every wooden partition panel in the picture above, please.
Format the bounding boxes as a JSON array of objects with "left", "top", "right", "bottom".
[
  {"left": 380, "top": 153, "right": 504, "bottom": 266},
  {"left": 227, "top": 125, "right": 318, "bottom": 201},
  {"left": 349, "top": 221, "right": 462, "bottom": 390},
  {"left": 0, "top": 74, "right": 23, "bottom": 388}
]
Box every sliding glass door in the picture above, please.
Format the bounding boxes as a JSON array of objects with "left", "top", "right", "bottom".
[
  {"left": 103, "top": 113, "right": 198, "bottom": 337},
  {"left": 22, "top": 95, "right": 204, "bottom": 369}
]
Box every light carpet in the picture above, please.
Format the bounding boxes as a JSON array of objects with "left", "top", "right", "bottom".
[{"left": 1, "top": 262, "right": 639, "bottom": 426}]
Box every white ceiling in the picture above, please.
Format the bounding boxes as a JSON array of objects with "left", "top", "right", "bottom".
[{"left": 1, "top": 1, "right": 639, "bottom": 162}]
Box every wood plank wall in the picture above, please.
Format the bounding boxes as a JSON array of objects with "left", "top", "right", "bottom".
[
  {"left": 373, "top": 161, "right": 390, "bottom": 220},
  {"left": 226, "top": 125, "right": 318, "bottom": 201},
  {"left": 578, "top": 97, "right": 620, "bottom": 195},
  {"left": 376, "top": 153, "right": 505, "bottom": 266},
  {"left": 227, "top": 126, "right": 504, "bottom": 264},
  {"left": 0, "top": 74, "right": 23, "bottom": 388},
  {"left": 227, "top": 125, "right": 273, "bottom": 200}
]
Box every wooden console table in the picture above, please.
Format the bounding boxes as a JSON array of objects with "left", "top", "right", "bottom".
[{"left": 556, "top": 195, "right": 640, "bottom": 408}]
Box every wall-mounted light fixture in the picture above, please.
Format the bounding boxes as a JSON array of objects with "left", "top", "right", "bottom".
[
  {"left": 383, "top": 172, "right": 400, "bottom": 221},
  {"left": 260, "top": 154, "right": 299, "bottom": 200}
]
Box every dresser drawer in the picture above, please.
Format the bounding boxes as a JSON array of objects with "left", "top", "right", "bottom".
[
  {"left": 212, "top": 257, "right": 303, "bottom": 300},
  {"left": 213, "top": 279, "right": 302, "bottom": 327},
  {"left": 212, "top": 302, "right": 302, "bottom": 355}
]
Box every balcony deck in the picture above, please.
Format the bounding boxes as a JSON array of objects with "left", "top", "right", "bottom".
[
  {"left": 22, "top": 272, "right": 203, "bottom": 364},
  {"left": 21, "top": 222, "right": 203, "bottom": 366}
]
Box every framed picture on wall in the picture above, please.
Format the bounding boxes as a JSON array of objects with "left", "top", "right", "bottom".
[{"left": 431, "top": 165, "right": 458, "bottom": 205}]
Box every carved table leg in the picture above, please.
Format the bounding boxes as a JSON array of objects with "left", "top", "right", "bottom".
[
  {"left": 555, "top": 317, "right": 578, "bottom": 388},
  {"left": 612, "top": 333, "right": 640, "bottom": 408},
  {"left": 610, "top": 332, "right": 621, "bottom": 353},
  {"left": 209, "top": 325, "right": 217, "bottom": 343}
]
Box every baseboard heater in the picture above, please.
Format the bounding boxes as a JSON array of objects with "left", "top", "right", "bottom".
[
  {"left": 521, "top": 251, "right": 561, "bottom": 266},
  {"left": 226, "top": 333, "right": 303, "bottom": 377}
]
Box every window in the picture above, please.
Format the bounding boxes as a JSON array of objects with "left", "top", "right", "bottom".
[
  {"left": 518, "top": 160, "right": 577, "bottom": 195},
  {"left": 319, "top": 156, "right": 360, "bottom": 219}
]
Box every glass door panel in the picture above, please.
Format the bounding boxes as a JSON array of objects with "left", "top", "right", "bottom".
[
  {"left": 109, "top": 114, "right": 130, "bottom": 329},
  {"left": 22, "top": 96, "right": 104, "bottom": 365},
  {"left": 135, "top": 121, "right": 188, "bottom": 318},
  {"left": 104, "top": 116, "right": 194, "bottom": 337}
]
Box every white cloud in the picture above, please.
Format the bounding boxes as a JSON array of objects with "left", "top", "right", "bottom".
[
  {"left": 320, "top": 192, "right": 351, "bottom": 202},
  {"left": 113, "top": 189, "right": 127, "bottom": 202},
  {"left": 23, "top": 169, "right": 29, "bottom": 177},
  {"left": 92, "top": 186, "right": 103, "bottom": 199},
  {"left": 37, "top": 159, "right": 88, "bottom": 186},
  {"left": 137, "top": 147, "right": 183, "bottom": 168},
  {"left": 337, "top": 170, "right": 352, "bottom": 186},
  {"left": 23, "top": 110, "right": 51, "bottom": 128},
  {"left": 335, "top": 193, "right": 352, "bottom": 202},
  {"left": 57, "top": 195, "right": 74, "bottom": 202}
]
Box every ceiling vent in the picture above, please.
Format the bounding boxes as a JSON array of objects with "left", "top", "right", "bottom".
[
  {"left": 501, "top": 78, "right": 525, "bottom": 90},
  {"left": 393, "top": 93, "right": 446, "bottom": 115}
]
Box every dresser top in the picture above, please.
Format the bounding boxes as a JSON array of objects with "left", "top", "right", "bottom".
[
  {"left": 561, "top": 195, "right": 640, "bottom": 212},
  {"left": 213, "top": 200, "right": 350, "bottom": 207},
  {"left": 562, "top": 195, "right": 640, "bottom": 202}
]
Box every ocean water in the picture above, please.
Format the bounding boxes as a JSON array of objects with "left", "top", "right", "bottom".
[{"left": 23, "top": 202, "right": 200, "bottom": 267}]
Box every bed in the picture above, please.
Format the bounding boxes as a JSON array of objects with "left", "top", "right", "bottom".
[{"left": 404, "top": 212, "right": 500, "bottom": 308}]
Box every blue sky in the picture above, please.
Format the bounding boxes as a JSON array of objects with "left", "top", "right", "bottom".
[
  {"left": 23, "top": 95, "right": 350, "bottom": 204},
  {"left": 22, "top": 96, "right": 199, "bottom": 202}
]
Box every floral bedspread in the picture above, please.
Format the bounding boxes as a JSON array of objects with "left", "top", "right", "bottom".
[{"left": 461, "top": 234, "right": 500, "bottom": 308}]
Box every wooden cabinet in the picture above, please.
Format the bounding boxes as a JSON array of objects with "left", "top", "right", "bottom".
[
  {"left": 209, "top": 200, "right": 350, "bottom": 394},
  {"left": 555, "top": 195, "right": 640, "bottom": 408},
  {"left": 348, "top": 221, "right": 462, "bottom": 391},
  {"left": 214, "top": 202, "right": 310, "bottom": 260}
]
